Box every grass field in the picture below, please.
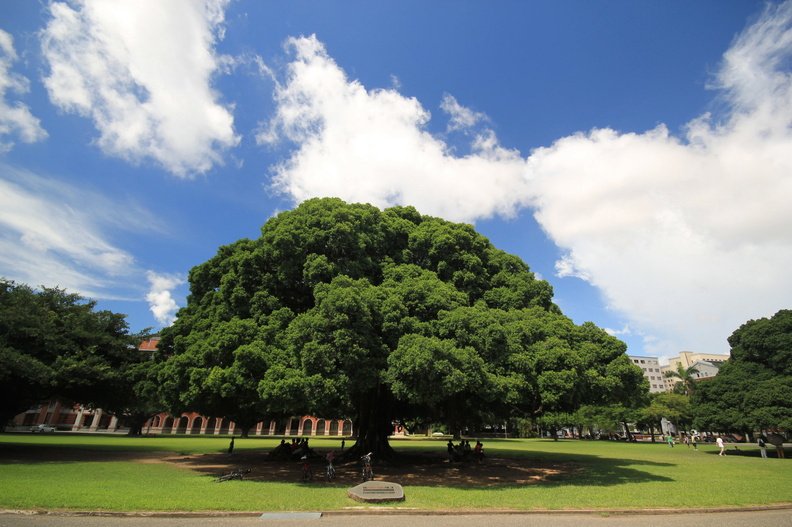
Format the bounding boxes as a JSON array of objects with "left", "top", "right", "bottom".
[{"left": 0, "top": 434, "right": 789, "bottom": 512}]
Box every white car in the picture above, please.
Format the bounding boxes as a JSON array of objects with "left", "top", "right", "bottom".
[{"left": 30, "top": 424, "right": 56, "bottom": 433}]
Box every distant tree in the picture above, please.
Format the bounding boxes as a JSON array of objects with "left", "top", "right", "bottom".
[
  {"left": 692, "top": 310, "right": 792, "bottom": 435},
  {"left": 0, "top": 279, "right": 143, "bottom": 426},
  {"left": 636, "top": 396, "right": 670, "bottom": 442},
  {"left": 159, "top": 198, "right": 646, "bottom": 454},
  {"left": 655, "top": 392, "right": 693, "bottom": 432},
  {"left": 574, "top": 405, "right": 619, "bottom": 439},
  {"left": 663, "top": 363, "right": 700, "bottom": 396},
  {"left": 95, "top": 339, "right": 164, "bottom": 436},
  {"left": 536, "top": 411, "right": 575, "bottom": 440}
]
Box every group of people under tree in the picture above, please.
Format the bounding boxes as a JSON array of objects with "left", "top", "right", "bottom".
[
  {"left": 269, "top": 437, "right": 318, "bottom": 460},
  {"left": 447, "top": 439, "right": 484, "bottom": 463}
]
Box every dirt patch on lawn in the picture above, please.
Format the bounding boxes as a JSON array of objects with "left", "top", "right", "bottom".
[
  {"left": 168, "top": 450, "right": 579, "bottom": 487},
  {"left": 0, "top": 443, "right": 579, "bottom": 486}
]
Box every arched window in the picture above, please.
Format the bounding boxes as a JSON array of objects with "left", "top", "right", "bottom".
[
  {"left": 206, "top": 417, "right": 217, "bottom": 434},
  {"left": 162, "top": 416, "right": 174, "bottom": 433},
  {"left": 176, "top": 415, "right": 189, "bottom": 433},
  {"left": 302, "top": 418, "right": 313, "bottom": 436},
  {"left": 191, "top": 416, "right": 204, "bottom": 434}
]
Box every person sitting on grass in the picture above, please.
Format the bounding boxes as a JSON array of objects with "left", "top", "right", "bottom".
[
  {"left": 463, "top": 440, "right": 472, "bottom": 460},
  {"left": 474, "top": 441, "right": 484, "bottom": 463},
  {"left": 447, "top": 440, "right": 456, "bottom": 462}
]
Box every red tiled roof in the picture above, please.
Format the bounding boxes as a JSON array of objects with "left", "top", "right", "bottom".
[{"left": 138, "top": 337, "right": 160, "bottom": 351}]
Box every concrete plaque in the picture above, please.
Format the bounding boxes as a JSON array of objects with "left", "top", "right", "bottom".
[{"left": 347, "top": 481, "right": 405, "bottom": 502}]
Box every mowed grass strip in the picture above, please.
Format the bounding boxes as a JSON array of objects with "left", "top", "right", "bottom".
[{"left": 0, "top": 435, "right": 789, "bottom": 511}]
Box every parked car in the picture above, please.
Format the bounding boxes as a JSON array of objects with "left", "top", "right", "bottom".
[{"left": 30, "top": 424, "right": 56, "bottom": 433}]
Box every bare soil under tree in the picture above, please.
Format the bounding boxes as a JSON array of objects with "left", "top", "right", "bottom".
[
  {"left": 0, "top": 443, "right": 579, "bottom": 487},
  {"left": 172, "top": 449, "right": 579, "bottom": 487}
]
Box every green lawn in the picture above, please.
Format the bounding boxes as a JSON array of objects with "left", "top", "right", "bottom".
[{"left": 0, "top": 434, "right": 789, "bottom": 512}]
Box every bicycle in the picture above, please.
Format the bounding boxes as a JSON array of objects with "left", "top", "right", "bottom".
[
  {"left": 325, "top": 450, "right": 337, "bottom": 482},
  {"left": 216, "top": 468, "right": 250, "bottom": 482},
  {"left": 360, "top": 452, "right": 374, "bottom": 481},
  {"left": 325, "top": 461, "right": 336, "bottom": 482}
]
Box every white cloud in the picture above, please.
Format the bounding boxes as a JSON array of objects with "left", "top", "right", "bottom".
[
  {"left": 440, "top": 93, "right": 486, "bottom": 133},
  {"left": 40, "top": 0, "right": 238, "bottom": 176},
  {"left": 145, "top": 271, "right": 183, "bottom": 326},
  {"left": 0, "top": 29, "right": 47, "bottom": 152},
  {"left": 604, "top": 324, "right": 632, "bottom": 338},
  {"left": 554, "top": 253, "right": 590, "bottom": 281},
  {"left": 261, "top": 2, "right": 792, "bottom": 359},
  {"left": 0, "top": 163, "right": 155, "bottom": 299},
  {"left": 259, "top": 35, "right": 531, "bottom": 224},
  {"left": 526, "top": 1, "right": 792, "bottom": 356}
]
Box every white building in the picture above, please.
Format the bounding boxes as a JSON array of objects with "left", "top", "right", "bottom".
[
  {"left": 661, "top": 351, "right": 730, "bottom": 391},
  {"left": 628, "top": 355, "right": 665, "bottom": 393}
]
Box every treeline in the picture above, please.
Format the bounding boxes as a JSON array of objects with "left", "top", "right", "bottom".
[
  {"left": 2, "top": 200, "right": 789, "bottom": 445},
  {"left": 524, "top": 310, "right": 792, "bottom": 441}
]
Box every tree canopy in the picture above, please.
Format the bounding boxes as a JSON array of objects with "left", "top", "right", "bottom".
[
  {"left": 664, "top": 363, "right": 700, "bottom": 396},
  {"left": 692, "top": 309, "right": 792, "bottom": 433},
  {"left": 158, "top": 198, "right": 645, "bottom": 451},
  {"left": 0, "top": 279, "right": 146, "bottom": 426}
]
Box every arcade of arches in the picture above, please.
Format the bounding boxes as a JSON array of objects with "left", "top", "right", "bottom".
[
  {"left": 8, "top": 339, "right": 356, "bottom": 437},
  {"left": 9, "top": 400, "right": 353, "bottom": 437},
  {"left": 145, "top": 413, "right": 353, "bottom": 437}
]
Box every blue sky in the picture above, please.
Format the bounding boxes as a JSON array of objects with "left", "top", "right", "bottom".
[{"left": 1, "top": 1, "right": 791, "bottom": 360}]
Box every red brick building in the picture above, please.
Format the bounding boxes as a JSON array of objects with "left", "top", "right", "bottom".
[{"left": 8, "top": 336, "right": 353, "bottom": 437}]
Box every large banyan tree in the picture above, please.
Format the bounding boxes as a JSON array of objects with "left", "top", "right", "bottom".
[{"left": 158, "top": 198, "right": 645, "bottom": 455}]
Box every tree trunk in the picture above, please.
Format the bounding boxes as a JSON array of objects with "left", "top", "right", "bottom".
[
  {"left": 124, "top": 413, "right": 149, "bottom": 436},
  {"left": 235, "top": 421, "right": 256, "bottom": 438},
  {"left": 622, "top": 421, "right": 633, "bottom": 441},
  {"left": 346, "top": 386, "right": 395, "bottom": 461}
]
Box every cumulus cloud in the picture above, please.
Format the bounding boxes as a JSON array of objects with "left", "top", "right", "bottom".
[
  {"left": 440, "top": 93, "right": 487, "bottom": 133},
  {"left": 0, "top": 163, "right": 156, "bottom": 298},
  {"left": 603, "top": 324, "right": 632, "bottom": 338},
  {"left": 259, "top": 35, "right": 530, "bottom": 223},
  {"left": 528, "top": 1, "right": 792, "bottom": 356},
  {"left": 0, "top": 29, "right": 47, "bottom": 152},
  {"left": 145, "top": 271, "right": 183, "bottom": 326},
  {"left": 261, "top": 3, "right": 792, "bottom": 358},
  {"left": 40, "top": 0, "right": 238, "bottom": 176}
]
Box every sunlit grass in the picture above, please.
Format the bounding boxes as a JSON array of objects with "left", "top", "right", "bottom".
[{"left": 0, "top": 434, "right": 789, "bottom": 511}]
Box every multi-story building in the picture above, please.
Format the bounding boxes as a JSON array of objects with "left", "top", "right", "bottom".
[
  {"left": 687, "top": 360, "right": 722, "bottom": 380},
  {"left": 628, "top": 355, "right": 666, "bottom": 393},
  {"left": 661, "top": 351, "right": 730, "bottom": 391}
]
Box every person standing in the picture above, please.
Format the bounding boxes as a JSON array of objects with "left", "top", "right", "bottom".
[
  {"left": 228, "top": 436, "right": 235, "bottom": 455},
  {"left": 758, "top": 436, "right": 768, "bottom": 459},
  {"left": 692, "top": 435, "right": 698, "bottom": 450},
  {"left": 716, "top": 436, "right": 725, "bottom": 456}
]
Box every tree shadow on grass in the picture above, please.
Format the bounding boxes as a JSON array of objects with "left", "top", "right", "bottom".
[
  {"left": 0, "top": 439, "right": 676, "bottom": 489},
  {"left": 169, "top": 447, "right": 674, "bottom": 488},
  {"left": 0, "top": 442, "right": 173, "bottom": 464}
]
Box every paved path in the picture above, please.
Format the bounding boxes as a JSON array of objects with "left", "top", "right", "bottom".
[{"left": 2, "top": 510, "right": 791, "bottom": 527}]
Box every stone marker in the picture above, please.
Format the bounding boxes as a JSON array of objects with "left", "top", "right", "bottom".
[{"left": 347, "top": 481, "right": 405, "bottom": 502}]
